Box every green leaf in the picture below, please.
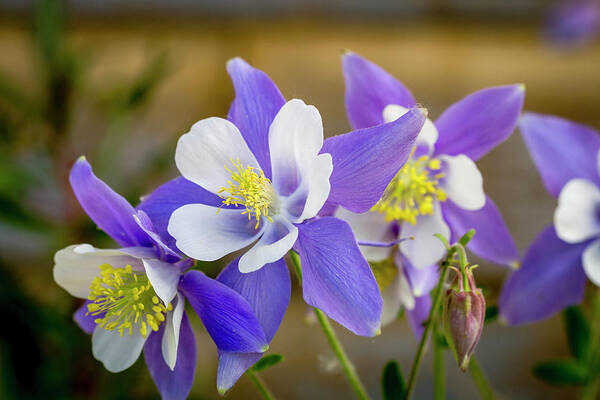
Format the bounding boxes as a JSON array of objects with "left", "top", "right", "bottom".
[
  {"left": 382, "top": 361, "right": 405, "bottom": 400},
  {"left": 484, "top": 305, "right": 499, "bottom": 323},
  {"left": 533, "top": 360, "right": 588, "bottom": 386},
  {"left": 563, "top": 307, "right": 590, "bottom": 361},
  {"left": 251, "top": 354, "right": 285, "bottom": 372}
]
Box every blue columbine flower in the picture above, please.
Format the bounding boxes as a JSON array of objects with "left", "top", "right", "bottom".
[
  {"left": 545, "top": 0, "right": 600, "bottom": 48},
  {"left": 138, "top": 57, "right": 426, "bottom": 392},
  {"left": 499, "top": 113, "right": 600, "bottom": 324},
  {"left": 53, "top": 157, "right": 268, "bottom": 399},
  {"left": 333, "top": 52, "right": 523, "bottom": 337}
]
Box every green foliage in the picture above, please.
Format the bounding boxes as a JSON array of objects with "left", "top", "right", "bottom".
[
  {"left": 382, "top": 361, "right": 405, "bottom": 400},
  {"left": 533, "top": 361, "right": 589, "bottom": 386},
  {"left": 484, "top": 305, "right": 499, "bottom": 324},
  {"left": 564, "top": 306, "right": 590, "bottom": 361},
  {"left": 251, "top": 354, "right": 285, "bottom": 372}
]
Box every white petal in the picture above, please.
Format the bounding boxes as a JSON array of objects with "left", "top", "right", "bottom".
[
  {"left": 555, "top": 179, "right": 600, "bottom": 244},
  {"left": 383, "top": 104, "right": 438, "bottom": 151},
  {"left": 162, "top": 293, "right": 185, "bottom": 371},
  {"left": 92, "top": 326, "right": 147, "bottom": 372},
  {"left": 380, "top": 274, "right": 403, "bottom": 327},
  {"left": 439, "top": 154, "right": 485, "bottom": 211},
  {"left": 53, "top": 244, "right": 145, "bottom": 299},
  {"left": 175, "top": 117, "right": 260, "bottom": 195},
  {"left": 168, "top": 204, "right": 264, "bottom": 261},
  {"left": 399, "top": 202, "right": 450, "bottom": 269},
  {"left": 238, "top": 216, "right": 298, "bottom": 273},
  {"left": 334, "top": 207, "right": 394, "bottom": 262},
  {"left": 143, "top": 259, "right": 181, "bottom": 306},
  {"left": 284, "top": 153, "right": 333, "bottom": 223},
  {"left": 269, "top": 99, "right": 324, "bottom": 196}
]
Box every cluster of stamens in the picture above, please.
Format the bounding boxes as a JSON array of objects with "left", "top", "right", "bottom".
[
  {"left": 87, "top": 263, "right": 172, "bottom": 338},
  {"left": 372, "top": 151, "right": 447, "bottom": 225},
  {"left": 218, "top": 158, "right": 275, "bottom": 229}
]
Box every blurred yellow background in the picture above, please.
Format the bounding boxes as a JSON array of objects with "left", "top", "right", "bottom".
[{"left": 1, "top": 1, "right": 599, "bottom": 398}]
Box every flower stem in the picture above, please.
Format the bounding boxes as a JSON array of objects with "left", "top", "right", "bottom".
[
  {"left": 247, "top": 370, "right": 276, "bottom": 400},
  {"left": 468, "top": 356, "right": 496, "bottom": 400},
  {"left": 404, "top": 260, "right": 451, "bottom": 400},
  {"left": 433, "top": 325, "right": 446, "bottom": 400},
  {"left": 288, "top": 251, "right": 371, "bottom": 400},
  {"left": 581, "top": 288, "right": 600, "bottom": 400},
  {"left": 314, "top": 308, "right": 372, "bottom": 400}
]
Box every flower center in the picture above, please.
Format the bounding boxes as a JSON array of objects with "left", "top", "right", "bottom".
[
  {"left": 219, "top": 159, "right": 277, "bottom": 229},
  {"left": 372, "top": 151, "right": 447, "bottom": 225},
  {"left": 87, "top": 263, "right": 172, "bottom": 338}
]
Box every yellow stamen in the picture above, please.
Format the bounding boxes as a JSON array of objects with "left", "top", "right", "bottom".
[
  {"left": 86, "top": 263, "right": 170, "bottom": 338},
  {"left": 372, "top": 148, "right": 447, "bottom": 225},
  {"left": 218, "top": 158, "right": 277, "bottom": 229}
]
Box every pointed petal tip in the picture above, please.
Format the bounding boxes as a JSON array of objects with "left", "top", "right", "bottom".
[
  {"left": 217, "top": 386, "right": 228, "bottom": 396},
  {"left": 510, "top": 260, "right": 521, "bottom": 270},
  {"left": 373, "top": 326, "right": 382, "bottom": 336},
  {"left": 261, "top": 344, "right": 269, "bottom": 352},
  {"left": 517, "top": 83, "right": 526, "bottom": 92},
  {"left": 77, "top": 155, "right": 87, "bottom": 162}
]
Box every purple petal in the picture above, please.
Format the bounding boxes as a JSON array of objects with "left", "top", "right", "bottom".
[
  {"left": 433, "top": 85, "right": 525, "bottom": 161},
  {"left": 214, "top": 258, "right": 291, "bottom": 392},
  {"left": 69, "top": 157, "right": 151, "bottom": 247},
  {"left": 342, "top": 52, "right": 416, "bottom": 130},
  {"left": 217, "top": 258, "right": 290, "bottom": 341},
  {"left": 407, "top": 294, "right": 432, "bottom": 340},
  {"left": 137, "top": 177, "right": 226, "bottom": 251},
  {"left": 295, "top": 217, "right": 382, "bottom": 336},
  {"left": 217, "top": 352, "right": 262, "bottom": 395},
  {"left": 179, "top": 270, "right": 268, "bottom": 353},
  {"left": 226, "top": 57, "right": 286, "bottom": 179},
  {"left": 400, "top": 254, "right": 439, "bottom": 297},
  {"left": 442, "top": 196, "right": 519, "bottom": 267},
  {"left": 134, "top": 210, "right": 179, "bottom": 261},
  {"left": 144, "top": 313, "right": 196, "bottom": 400},
  {"left": 519, "top": 112, "right": 600, "bottom": 197},
  {"left": 73, "top": 301, "right": 96, "bottom": 335},
  {"left": 499, "top": 226, "right": 588, "bottom": 325},
  {"left": 321, "top": 108, "right": 424, "bottom": 213}
]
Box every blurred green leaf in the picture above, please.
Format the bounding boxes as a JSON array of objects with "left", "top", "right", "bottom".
[
  {"left": 533, "top": 360, "right": 588, "bottom": 386},
  {"left": 485, "top": 305, "right": 499, "bottom": 323},
  {"left": 382, "top": 360, "right": 405, "bottom": 400},
  {"left": 251, "top": 354, "right": 285, "bottom": 372},
  {"left": 563, "top": 307, "right": 590, "bottom": 361}
]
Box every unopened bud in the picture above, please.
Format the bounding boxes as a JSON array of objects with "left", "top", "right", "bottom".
[{"left": 443, "top": 267, "right": 485, "bottom": 372}]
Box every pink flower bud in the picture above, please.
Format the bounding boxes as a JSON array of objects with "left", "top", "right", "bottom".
[{"left": 443, "top": 268, "right": 485, "bottom": 372}]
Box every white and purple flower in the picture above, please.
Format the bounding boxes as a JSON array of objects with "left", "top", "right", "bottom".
[
  {"left": 53, "top": 158, "right": 268, "bottom": 399},
  {"left": 333, "top": 52, "right": 523, "bottom": 336},
  {"left": 138, "top": 57, "right": 426, "bottom": 391},
  {"left": 500, "top": 113, "right": 600, "bottom": 324}
]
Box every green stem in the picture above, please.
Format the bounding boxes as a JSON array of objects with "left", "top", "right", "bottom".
[
  {"left": 404, "top": 261, "right": 451, "bottom": 400},
  {"left": 247, "top": 370, "right": 276, "bottom": 400},
  {"left": 314, "top": 308, "right": 371, "bottom": 400},
  {"left": 581, "top": 289, "right": 600, "bottom": 400},
  {"left": 468, "top": 356, "right": 496, "bottom": 400},
  {"left": 288, "top": 251, "right": 371, "bottom": 400},
  {"left": 433, "top": 326, "right": 446, "bottom": 400}
]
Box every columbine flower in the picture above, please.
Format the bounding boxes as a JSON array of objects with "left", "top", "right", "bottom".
[
  {"left": 334, "top": 52, "right": 523, "bottom": 336},
  {"left": 138, "top": 57, "right": 426, "bottom": 391},
  {"left": 545, "top": 0, "right": 600, "bottom": 47},
  {"left": 53, "top": 157, "right": 268, "bottom": 399},
  {"left": 500, "top": 113, "right": 600, "bottom": 324}
]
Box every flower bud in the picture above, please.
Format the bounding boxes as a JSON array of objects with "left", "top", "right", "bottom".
[{"left": 443, "top": 267, "right": 485, "bottom": 372}]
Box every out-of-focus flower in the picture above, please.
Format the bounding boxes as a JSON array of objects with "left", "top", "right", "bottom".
[
  {"left": 53, "top": 158, "right": 268, "bottom": 399},
  {"left": 139, "top": 57, "right": 426, "bottom": 391},
  {"left": 443, "top": 267, "right": 485, "bottom": 372},
  {"left": 500, "top": 113, "right": 600, "bottom": 324},
  {"left": 545, "top": 0, "right": 600, "bottom": 47},
  {"left": 334, "top": 52, "right": 523, "bottom": 337}
]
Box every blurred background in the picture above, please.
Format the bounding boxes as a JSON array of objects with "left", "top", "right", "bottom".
[{"left": 1, "top": 0, "right": 599, "bottom": 399}]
